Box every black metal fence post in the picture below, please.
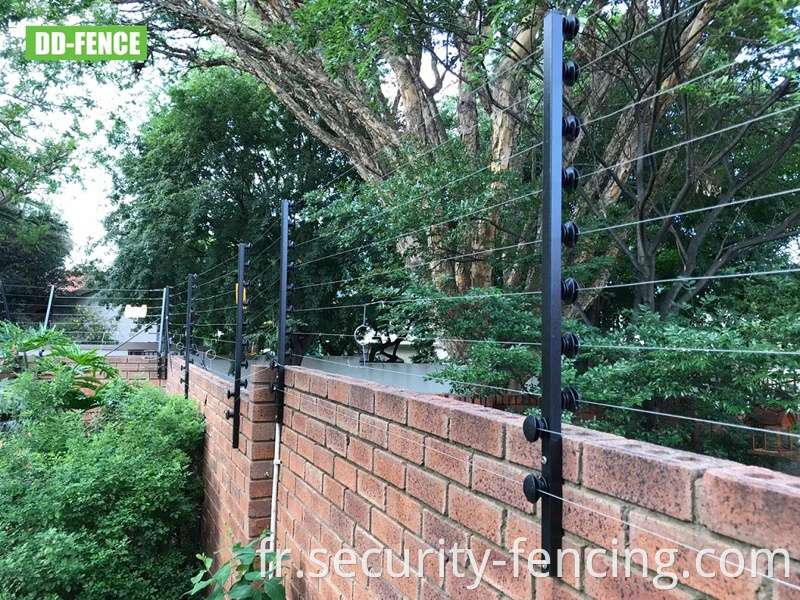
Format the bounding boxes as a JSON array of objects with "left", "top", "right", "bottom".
[
  {"left": 275, "top": 199, "right": 293, "bottom": 425},
  {"left": 181, "top": 274, "right": 195, "bottom": 397},
  {"left": 0, "top": 282, "right": 10, "bottom": 321},
  {"left": 226, "top": 243, "right": 250, "bottom": 448},
  {"left": 522, "top": 10, "right": 582, "bottom": 575}
]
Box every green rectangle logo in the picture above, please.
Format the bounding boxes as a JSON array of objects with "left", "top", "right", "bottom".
[{"left": 26, "top": 26, "right": 147, "bottom": 61}]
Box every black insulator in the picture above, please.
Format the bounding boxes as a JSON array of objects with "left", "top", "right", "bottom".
[
  {"left": 245, "top": 260, "right": 252, "bottom": 269},
  {"left": 241, "top": 360, "right": 249, "bottom": 369},
  {"left": 245, "top": 242, "right": 252, "bottom": 249},
  {"left": 285, "top": 327, "right": 293, "bottom": 336},
  {"left": 225, "top": 409, "right": 234, "bottom": 420},
  {"left": 287, "top": 305, "right": 295, "bottom": 314},
  {"left": 288, "top": 241, "right": 296, "bottom": 250},
  {"left": 563, "top": 15, "right": 580, "bottom": 40},
  {"left": 561, "top": 386, "right": 581, "bottom": 412},
  {"left": 523, "top": 415, "right": 548, "bottom": 443},
  {"left": 244, "top": 280, "right": 251, "bottom": 287},
  {"left": 241, "top": 379, "right": 249, "bottom": 389},
  {"left": 242, "top": 320, "right": 250, "bottom": 327},
  {"left": 287, "top": 262, "right": 296, "bottom": 271},
  {"left": 180, "top": 364, "right": 185, "bottom": 371},
  {"left": 242, "top": 300, "right": 250, "bottom": 308},
  {"left": 226, "top": 389, "right": 234, "bottom": 399},
  {"left": 562, "top": 166, "right": 580, "bottom": 193},
  {"left": 287, "top": 283, "right": 296, "bottom": 293},
  {"left": 562, "top": 115, "right": 581, "bottom": 142},
  {"left": 179, "top": 377, "right": 185, "bottom": 384},
  {"left": 523, "top": 473, "right": 549, "bottom": 504},
  {"left": 271, "top": 359, "right": 279, "bottom": 369},
  {"left": 561, "top": 332, "right": 580, "bottom": 359},
  {"left": 561, "top": 277, "right": 580, "bottom": 305},
  {"left": 270, "top": 383, "right": 278, "bottom": 392},
  {"left": 284, "top": 348, "right": 292, "bottom": 357},
  {"left": 561, "top": 221, "right": 580, "bottom": 248},
  {"left": 288, "top": 220, "right": 298, "bottom": 229},
  {"left": 563, "top": 60, "right": 581, "bottom": 86}
]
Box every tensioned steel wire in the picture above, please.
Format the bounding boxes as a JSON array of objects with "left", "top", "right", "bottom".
[
  {"left": 303, "top": 0, "right": 702, "bottom": 209},
  {"left": 294, "top": 102, "right": 799, "bottom": 273},
  {"left": 291, "top": 266, "right": 800, "bottom": 313},
  {"left": 288, "top": 356, "right": 800, "bottom": 442},
  {"left": 192, "top": 225, "right": 280, "bottom": 290},
  {"left": 281, "top": 385, "right": 800, "bottom": 592},
  {"left": 295, "top": 187, "right": 799, "bottom": 292},
  {"left": 296, "top": 4, "right": 789, "bottom": 254}
]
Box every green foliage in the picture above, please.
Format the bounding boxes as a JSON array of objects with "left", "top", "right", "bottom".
[
  {"left": 0, "top": 322, "right": 119, "bottom": 415},
  {"left": 188, "top": 533, "right": 286, "bottom": 600},
  {"left": 0, "top": 382, "right": 205, "bottom": 600}
]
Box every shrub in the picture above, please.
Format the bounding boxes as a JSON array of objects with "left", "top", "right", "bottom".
[{"left": 0, "top": 382, "right": 205, "bottom": 599}]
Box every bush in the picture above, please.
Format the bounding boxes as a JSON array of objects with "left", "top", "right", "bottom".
[{"left": 0, "top": 382, "right": 205, "bottom": 599}]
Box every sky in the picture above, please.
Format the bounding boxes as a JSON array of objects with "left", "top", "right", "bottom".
[{"left": 45, "top": 77, "right": 160, "bottom": 268}]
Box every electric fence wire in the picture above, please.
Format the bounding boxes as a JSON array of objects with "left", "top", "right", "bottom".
[
  {"left": 290, "top": 331, "right": 800, "bottom": 357},
  {"left": 295, "top": 187, "right": 800, "bottom": 292},
  {"left": 307, "top": 0, "right": 686, "bottom": 199},
  {"left": 296, "top": 4, "right": 789, "bottom": 254},
  {"left": 193, "top": 225, "right": 282, "bottom": 290},
  {"left": 288, "top": 355, "right": 800, "bottom": 442},
  {"left": 291, "top": 266, "right": 800, "bottom": 313},
  {"left": 295, "top": 102, "right": 799, "bottom": 273},
  {"left": 281, "top": 385, "right": 800, "bottom": 593}
]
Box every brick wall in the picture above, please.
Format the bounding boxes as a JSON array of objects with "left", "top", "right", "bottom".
[
  {"left": 165, "top": 361, "right": 278, "bottom": 566},
  {"left": 106, "top": 355, "right": 163, "bottom": 387},
  {"left": 275, "top": 366, "right": 800, "bottom": 600}
]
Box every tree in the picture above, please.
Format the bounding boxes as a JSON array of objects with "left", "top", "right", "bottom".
[{"left": 102, "top": 67, "right": 358, "bottom": 355}]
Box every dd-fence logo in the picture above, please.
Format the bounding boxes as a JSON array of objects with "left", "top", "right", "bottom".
[{"left": 26, "top": 26, "right": 147, "bottom": 61}]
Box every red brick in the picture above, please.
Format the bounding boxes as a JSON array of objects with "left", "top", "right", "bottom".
[
  {"left": 347, "top": 438, "right": 374, "bottom": 470},
  {"left": 307, "top": 370, "right": 328, "bottom": 398},
  {"left": 344, "top": 489, "right": 371, "bottom": 530},
  {"left": 536, "top": 578, "right": 583, "bottom": 600},
  {"left": 425, "top": 437, "right": 471, "bottom": 485},
  {"left": 371, "top": 508, "right": 403, "bottom": 552},
  {"left": 334, "top": 457, "right": 357, "bottom": 490},
  {"left": 448, "top": 485, "right": 503, "bottom": 545},
  {"left": 328, "top": 378, "right": 349, "bottom": 404},
  {"left": 329, "top": 506, "right": 356, "bottom": 545},
  {"left": 421, "top": 578, "right": 448, "bottom": 600},
  {"left": 374, "top": 450, "right": 406, "bottom": 489},
  {"left": 314, "top": 445, "right": 335, "bottom": 476},
  {"left": 305, "top": 418, "right": 326, "bottom": 444},
  {"left": 562, "top": 486, "right": 626, "bottom": 549},
  {"left": 472, "top": 455, "right": 530, "bottom": 512},
  {"left": 444, "top": 567, "right": 501, "bottom": 600},
  {"left": 506, "top": 419, "right": 583, "bottom": 483},
  {"left": 582, "top": 438, "right": 713, "bottom": 520},
  {"left": 628, "top": 510, "right": 764, "bottom": 599},
  {"left": 387, "top": 488, "right": 423, "bottom": 534},
  {"left": 584, "top": 550, "right": 695, "bottom": 600},
  {"left": 388, "top": 423, "right": 424, "bottom": 464},
  {"left": 469, "top": 536, "right": 532, "bottom": 599},
  {"left": 251, "top": 441, "right": 275, "bottom": 461},
  {"left": 375, "top": 390, "right": 408, "bottom": 424},
  {"left": 450, "top": 407, "right": 505, "bottom": 457},
  {"left": 407, "top": 465, "right": 447, "bottom": 513},
  {"left": 349, "top": 383, "right": 375, "bottom": 413},
  {"left": 408, "top": 396, "right": 450, "bottom": 438},
  {"left": 697, "top": 465, "right": 800, "bottom": 561},
  {"left": 359, "top": 414, "right": 388, "bottom": 448},
  {"left": 422, "top": 510, "right": 468, "bottom": 551},
  {"left": 326, "top": 426, "right": 347, "bottom": 456},
  {"left": 357, "top": 470, "right": 387, "bottom": 508},
  {"left": 336, "top": 405, "right": 360, "bottom": 434},
  {"left": 323, "top": 474, "right": 345, "bottom": 508}
]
